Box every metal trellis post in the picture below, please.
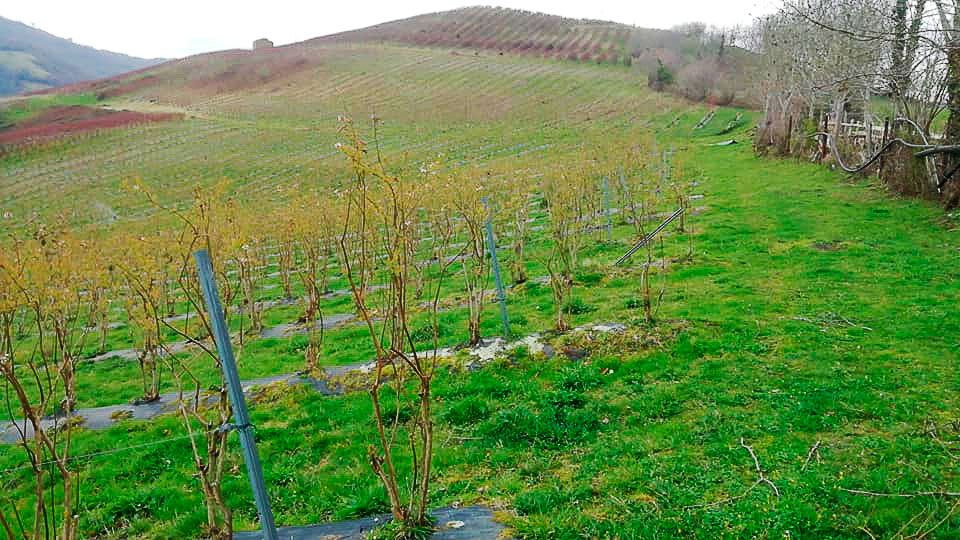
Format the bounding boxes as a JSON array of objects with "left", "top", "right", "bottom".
[
  {"left": 613, "top": 207, "right": 685, "bottom": 267},
  {"left": 482, "top": 197, "right": 511, "bottom": 339},
  {"left": 194, "top": 249, "right": 279, "bottom": 540},
  {"left": 602, "top": 176, "right": 613, "bottom": 242}
]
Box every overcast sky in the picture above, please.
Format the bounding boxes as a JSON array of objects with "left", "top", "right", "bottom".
[{"left": 4, "top": 1, "right": 778, "bottom": 59}]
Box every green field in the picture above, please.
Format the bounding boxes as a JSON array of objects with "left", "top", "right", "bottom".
[{"left": 1, "top": 32, "right": 960, "bottom": 540}]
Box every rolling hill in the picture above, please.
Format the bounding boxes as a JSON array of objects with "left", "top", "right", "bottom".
[
  {"left": 1, "top": 42, "right": 675, "bottom": 225},
  {"left": 0, "top": 15, "right": 163, "bottom": 96},
  {"left": 47, "top": 6, "right": 746, "bottom": 106},
  {"left": 310, "top": 6, "right": 736, "bottom": 69},
  {"left": 312, "top": 6, "right": 637, "bottom": 64},
  {"left": 1, "top": 6, "right": 710, "bottom": 226},
  {"left": 0, "top": 7, "right": 752, "bottom": 228}
]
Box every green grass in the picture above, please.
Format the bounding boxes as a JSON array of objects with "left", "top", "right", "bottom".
[
  {"left": 868, "top": 95, "right": 949, "bottom": 134},
  {"left": 0, "top": 92, "right": 98, "bottom": 128}
]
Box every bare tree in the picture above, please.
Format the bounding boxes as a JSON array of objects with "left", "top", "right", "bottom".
[
  {"left": 748, "top": 0, "right": 960, "bottom": 203},
  {"left": 497, "top": 174, "right": 533, "bottom": 285},
  {"left": 119, "top": 231, "right": 174, "bottom": 403},
  {"left": 291, "top": 194, "right": 338, "bottom": 372},
  {"left": 542, "top": 162, "right": 589, "bottom": 331}
]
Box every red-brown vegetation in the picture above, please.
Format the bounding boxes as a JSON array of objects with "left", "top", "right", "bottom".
[
  {"left": 309, "top": 6, "right": 631, "bottom": 65},
  {"left": 0, "top": 106, "right": 179, "bottom": 146}
]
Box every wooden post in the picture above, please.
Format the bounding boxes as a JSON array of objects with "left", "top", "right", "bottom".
[
  {"left": 879, "top": 117, "right": 890, "bottom": 178},
  {"left": 819, "top": 113, "right": 828, "bottom": 162},
  {"left": 784, "top": 115, "right": 794, "bottom": 155}
]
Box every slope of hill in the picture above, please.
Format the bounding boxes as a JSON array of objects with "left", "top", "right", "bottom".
[
  {"left": 0, "top": 42, "right": 674, "bottom": 225},
  {"left": 0, "top": 6, "right": 752, "bottom": 223},
  {"left": 0, "top": 15, "right": 163, "bottom": 96},
  {"left": 312, "top": 6, "right": 635, "bottom": 64},
  {"left": 50, "top": 7, "right": 745, "bottom": 105},
  {"left": 310, "top": 6, "right": 740, "bottom": 70}
]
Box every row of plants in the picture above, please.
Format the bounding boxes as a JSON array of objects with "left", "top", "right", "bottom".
[{"left": 0, "top": 117, "right": 696, "bottom": 538}]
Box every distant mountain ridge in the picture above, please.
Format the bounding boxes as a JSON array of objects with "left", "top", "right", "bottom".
[{"left": 0, "top": 15, "right": 163, "bottom": 96}]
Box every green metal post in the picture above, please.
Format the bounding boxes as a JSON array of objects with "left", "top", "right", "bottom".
[
  {"left": 194, "top": 249, "right": 279, "bottom": 540},
  {"left": 482, "top": 197, "right": 511, "bottom": 338},
  {"left": 602, "top": 176, "right": 612, "bottom": 242}
]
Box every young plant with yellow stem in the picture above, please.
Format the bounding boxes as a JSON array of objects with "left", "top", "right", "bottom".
[{"left": 336, "top": 117, "right": 459, "bottom": 537}]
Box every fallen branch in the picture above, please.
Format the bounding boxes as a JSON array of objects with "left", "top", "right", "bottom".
[
  {"left": 925, "top": 420, "right": 960, "bottom": 460},
  {"left": 694, "top": 109, "right": 716, "bottom": 130},
  {"left": 742, "top": 438, "right": 781, "bottom": 497},
  {"left": 685, "top": 437, "right": 780, "bottom": 510},
  {"left": 802, "top": 439, "right": 822, "bottom": 471},
  {"left": 789, "top": 312, "right": 872, "bottom": 332},
  {"left": 840, "top": 488, "right": 960, "bottom": 498},
  {"left": 830, "top": 313, "right": 872, "bottom": 332},
  {"left": 915, "top": 499, "right": 960, "bottom": 539}
]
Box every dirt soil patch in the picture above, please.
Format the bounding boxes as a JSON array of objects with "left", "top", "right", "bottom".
[
  {"left": 0, "top": 105, "right": 179, "bottom": 146},
  {"left": 811, "top": 240, "right": 845, "bottom": 252}
]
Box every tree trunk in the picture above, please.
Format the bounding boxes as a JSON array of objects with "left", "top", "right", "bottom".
[
  {"left": 891, "top": 0, "right": 908, "bottom": 96},
  {"left": 943, "top": 45, "right": 960, "bottom": 208},
  {"left": 783, "top": 115, "right": 794, "bottom": 156}
]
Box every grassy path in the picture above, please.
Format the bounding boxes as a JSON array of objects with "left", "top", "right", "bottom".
[{"left": 636, "top": 137, "right": 960, "bottom": 538}]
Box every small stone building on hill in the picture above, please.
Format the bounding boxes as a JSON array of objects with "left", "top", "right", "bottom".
[{"left": 253, "top": 38, "right": 274, "bottom": 50}]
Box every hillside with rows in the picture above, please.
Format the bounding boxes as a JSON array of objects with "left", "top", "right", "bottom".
[
  {"left": 313, "top": 6, "right": 639, "bottom": 64},
  {"left": 0, "top": 8, "right": 747, "bottom": 228},
  {"left": 1, "top": 40, "right": 673, "bottom": 228},
  {"left": 1, "top": 6, "right": 959, "bottom": 540}
]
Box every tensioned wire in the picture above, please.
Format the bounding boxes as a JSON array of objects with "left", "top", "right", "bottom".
[{"left": 0, "top": 424, "right": 237, "bottom": 477}]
